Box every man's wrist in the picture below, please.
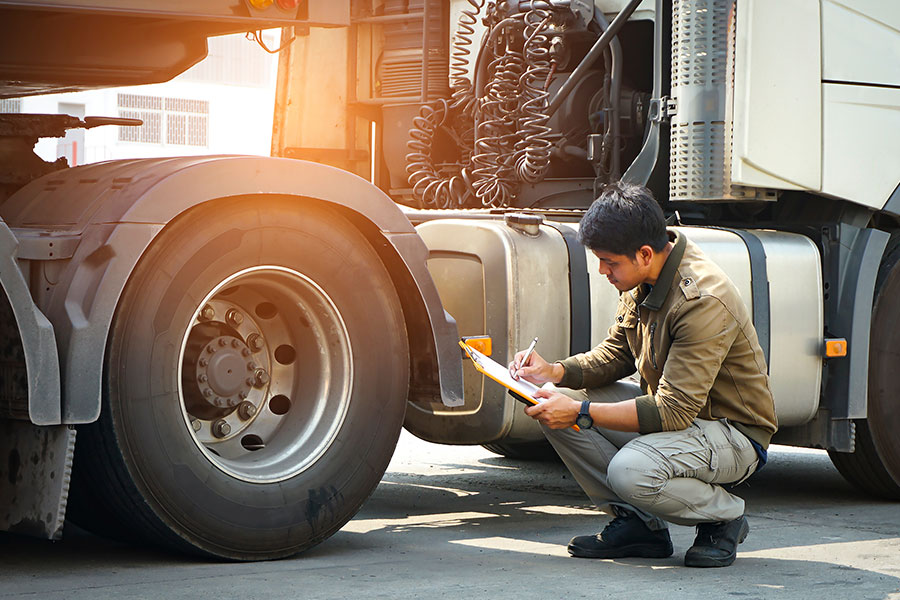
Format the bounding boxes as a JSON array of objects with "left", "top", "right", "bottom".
[
  {"left": 572, "top": 398, "right": 584, "bottom": 416},
  {"left": 551, "top": 362, "right": 565, "bottom": 384}
]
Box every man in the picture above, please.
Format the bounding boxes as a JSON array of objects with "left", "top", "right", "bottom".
[{"left": 510, "top": 182, "right": 777, "bottom": 568}]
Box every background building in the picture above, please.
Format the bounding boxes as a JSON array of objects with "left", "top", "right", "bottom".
[{"left": 6, "top": 30, "right": 280, "bottom": 166}]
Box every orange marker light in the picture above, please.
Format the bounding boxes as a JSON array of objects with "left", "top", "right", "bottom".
[
  {"left": 249, "top": 0, "right": 274, "bottom": 8},
  {"left": 461, "top": 335, "right": 492, "bottom": 357},
  {"left": 824, "top": 338, "right": 848, "bottom": 358}
]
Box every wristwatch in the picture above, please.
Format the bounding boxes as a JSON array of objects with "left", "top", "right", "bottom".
[{"left": 575, "top": 400, "right": 593, "bottom": 429}]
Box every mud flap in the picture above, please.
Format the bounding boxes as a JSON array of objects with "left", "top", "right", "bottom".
[{"left": 0, "top": 420, "right": 76, "bottom": 539}]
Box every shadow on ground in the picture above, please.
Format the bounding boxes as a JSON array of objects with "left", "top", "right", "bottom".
[{"left": 1, "top": 444, "right": 898, "bottom": 600}]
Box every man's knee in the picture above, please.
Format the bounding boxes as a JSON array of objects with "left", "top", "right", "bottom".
[{"left": 607, "top": 445, "right": 667, "bottom": 508}]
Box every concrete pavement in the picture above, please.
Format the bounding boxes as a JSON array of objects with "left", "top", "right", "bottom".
[{"left": 1, "top": 432, "right": 898, "bottom": 599}]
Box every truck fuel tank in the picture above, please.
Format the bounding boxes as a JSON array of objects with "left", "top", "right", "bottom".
[
  {"left": 407, "top": 217, "right": 823, "bottom": 446},
  {"left": 406, "top": 215, "right": 572, "bottom": 445}
]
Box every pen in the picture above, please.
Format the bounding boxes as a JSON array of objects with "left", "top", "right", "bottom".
[{"left": 516, "top": 336, "right": 539, "bottom": 378}]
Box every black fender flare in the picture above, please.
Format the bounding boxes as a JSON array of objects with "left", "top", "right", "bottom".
[{"left": 3, "top": 155, "right": 463, "bottom": 423}]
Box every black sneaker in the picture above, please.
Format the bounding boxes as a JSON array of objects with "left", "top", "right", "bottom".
[
  {"left": 684, "top": 516, "right": 750, "bottom": 568},
  {"left": 567, "top": 510, "right": 674, "bottom": 559}
]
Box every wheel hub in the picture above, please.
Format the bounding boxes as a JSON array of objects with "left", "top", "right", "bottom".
[
  {"left": 195, "top": 335, "right": 255, "bottom": 409},
  {"left": 178, "top": 266, "right": 353, "bottom": 483}
]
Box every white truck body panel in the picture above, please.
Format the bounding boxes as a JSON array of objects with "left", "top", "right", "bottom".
[
  {"left": 732, "top": 0, "right": 900, "bottom": 208},
  {"left": 822, "top": 84, "right": 900, "bottom": 208},
  {"left": 731, "top": 0, "right": 822, "bottom": 192},
  {"left": 822, "top": 0, "right": 900, "bottom": 87}
]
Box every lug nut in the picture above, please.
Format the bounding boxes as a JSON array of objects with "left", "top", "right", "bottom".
[
  {"left": 198, "top": 374, "right": 208, "bottom": 383},
  {"left": 203, "top": 388, "right": 213, "bottom": 398},
  {"left": 199, "top": 357, "right": 208, "bottom": 367},
  {"left": 246, "top": 377, "right": 255, "bottom": 386},
  {"left": 238, "top": 401, "right": 257, "bottom": 420},
  {"left": 212, "top": 419, "right": 231, "bottom": 438},
  {"left": 254, "top": 368, "right": 270, "bottom": 386},
  {"left": 199, "top": 304, "right": 215, "bottom": 321},
  {"left": 218, "top": 337, "right": 228, "bottom": 347},
  {"left": 239, "top": 391, "right": 248, "bottom": 399},
  {"left": 232, "top": 339, "right": 240, "bottom": 348},
  {"left": 241, "top": 348, "right": 251, "bottom": 357},
  {"left": 247, "top": 333, "right": 264, "bottom": 352},
  {"left": 191, "top": 419, "right": 202, "bottom": 432},
  {"left": 226, "top": 309, "right": 244, "bottom": 327},
  {"left": 207, "top": 345, "right": 217, "bottom": 354},
  {"left": 247, "top": 362, "right": 256, "bottom": 372}
]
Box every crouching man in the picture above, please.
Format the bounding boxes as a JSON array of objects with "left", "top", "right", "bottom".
[{"left": 510, "top": 182, "right": 776, "bottom": 568}]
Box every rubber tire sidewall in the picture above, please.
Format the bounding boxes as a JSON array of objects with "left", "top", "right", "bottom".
[
  {"left": 865, "top": 237, "right": 900, "bottom": 495},
  {"left": 829, "top": 236, "right": 900, "bottom": 500},
  {"left": 105, "top": 197, "right": 408, "bottom": 559}
]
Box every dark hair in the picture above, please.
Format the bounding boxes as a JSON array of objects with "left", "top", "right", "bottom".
[{"left": 576, "top": 182, "right": 668, "bottom": 256}]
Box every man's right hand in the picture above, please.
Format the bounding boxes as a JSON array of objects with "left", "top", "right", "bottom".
[{"left": 508, "top": 350, "right": 564, "bottom": 385}]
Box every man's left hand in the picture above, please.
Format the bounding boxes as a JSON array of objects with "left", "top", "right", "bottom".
[{"left": 524, "top": 390, "right": 580, "bottom": 429}]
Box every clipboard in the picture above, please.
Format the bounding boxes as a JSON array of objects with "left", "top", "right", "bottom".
[{"left": 459, "top": 340, "right": 581, "bottom": 431}]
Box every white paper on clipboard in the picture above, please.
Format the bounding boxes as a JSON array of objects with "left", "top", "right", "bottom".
[{"left": 459, "top": 341, "right": 545, "bottom": 404}]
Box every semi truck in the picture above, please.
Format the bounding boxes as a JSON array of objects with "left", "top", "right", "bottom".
[{"left": 0, "top": 0, "right": 898, "bottom": 560}]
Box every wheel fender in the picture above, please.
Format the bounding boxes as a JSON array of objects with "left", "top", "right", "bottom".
[{"left": 3, "top": 156, "right": 463, "bottom": 424}]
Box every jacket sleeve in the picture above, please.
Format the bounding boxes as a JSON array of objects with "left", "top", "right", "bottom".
[
  {"left": 634, "top": 295, "right": 740, "bottom": 433},
  {"left": 556, "top": 303, "right": 637, "bottom": 389}
]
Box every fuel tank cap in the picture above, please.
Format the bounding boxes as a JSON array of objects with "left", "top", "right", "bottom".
[{"left": 504, "top": 212, "right": 543, "bottom": 236}]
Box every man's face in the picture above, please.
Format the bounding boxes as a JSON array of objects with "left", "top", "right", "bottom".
[{"left": 591, "top": 247, "right": 652, "bottom": 292}]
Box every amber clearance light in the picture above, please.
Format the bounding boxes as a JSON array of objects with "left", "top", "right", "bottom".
[
  {"left": 462, "top": 335, "right": 492, "bottom": 357},
  {"left": 824, "top": 338, "right": 848, "bottom": 358}
]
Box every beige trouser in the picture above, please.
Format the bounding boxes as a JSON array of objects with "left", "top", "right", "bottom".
[{"left": 542, "top": 382, "right": 759, "bottom": 531}]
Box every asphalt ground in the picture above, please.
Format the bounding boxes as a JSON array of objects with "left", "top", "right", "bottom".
[{"left": 1, "top": 431, "right": 898, "bottom": 599}]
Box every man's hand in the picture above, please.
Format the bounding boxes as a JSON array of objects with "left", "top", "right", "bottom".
[
  {"left": 524, "top": 389, "right": 580, "bottom": 429},
  {"left": 508, "top": 350, "right": 564, "bottom": 384}
]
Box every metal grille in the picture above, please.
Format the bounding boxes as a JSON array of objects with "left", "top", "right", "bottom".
[
  {"left": 118, "top": 94, "right": 207, "bottom": 147},
  {"left": 378, "top": 0, "right": 449, "bottom": 98},
  {"left": 118, "top": 93, "right": 163, "bottom": 110},
  {"left": 165, "top": 98, "right": 209, "bottom": 114},
  {"left": 670, "top": 121, "right": 728, "bottom": 200},
  {"left": 166, "top": 113, "right": 186, "bottom": 145},
  {"left": 671, "top": 0, "right": 731, "bottom": 88},
  {"left": 0, "top": 98, "right": 22, "bottom": 113},
  {"left": 669, "top": 0, "right": 737, "bottom": 202},
  {"left": 188, "top": 115, "right": 208, "bottom": 147}
]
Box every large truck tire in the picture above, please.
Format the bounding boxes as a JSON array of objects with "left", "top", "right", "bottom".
[
  {"left": 67, "top": 198, "right": 409, "bottom": 559},
  {"left": 828, "top": 239, "right": 900, "bottom": 500}
]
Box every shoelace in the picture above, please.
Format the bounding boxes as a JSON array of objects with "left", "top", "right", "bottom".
[
  {"left": 694, "top": 522, "right": 725, "bottom": 545},
  {"left": 604, "top": 514, "right": 632, "bottom": 532}
]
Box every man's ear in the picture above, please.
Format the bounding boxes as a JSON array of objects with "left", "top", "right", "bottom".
[{"left": 636, "top": 245, "right": 654, "bottom": 266}]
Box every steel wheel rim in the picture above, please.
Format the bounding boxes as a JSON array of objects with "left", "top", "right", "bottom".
[{"left": 177, "top": 265, "right": 353, "bottom": 483}]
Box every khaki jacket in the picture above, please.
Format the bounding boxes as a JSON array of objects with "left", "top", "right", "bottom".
[{"left": 558, "top": 230, "right": 778, "bottom": 448}]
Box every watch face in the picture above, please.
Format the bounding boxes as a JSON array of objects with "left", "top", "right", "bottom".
[{"left": 576, "top": 414, "right": 593, "bottom": 429}]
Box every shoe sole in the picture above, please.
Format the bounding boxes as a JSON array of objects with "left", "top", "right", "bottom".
[
  {"left": 683, "top": 518, "right": 750, "bottom": 568},
  {"left": 568, "top": 543, "right": 674, "bottom": 559}
]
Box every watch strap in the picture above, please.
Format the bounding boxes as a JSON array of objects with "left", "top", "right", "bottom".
[{"left": 577, "top": 400, "right": 593, "bottom": 429}]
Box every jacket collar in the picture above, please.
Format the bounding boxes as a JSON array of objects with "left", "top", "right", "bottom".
[{"left": 641, "top": 230, "right": 685, "bottom": 311}]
